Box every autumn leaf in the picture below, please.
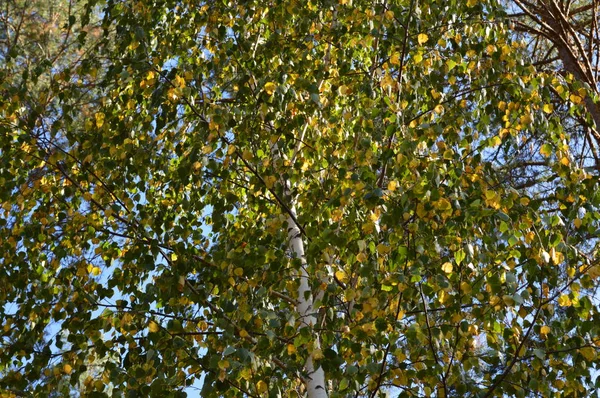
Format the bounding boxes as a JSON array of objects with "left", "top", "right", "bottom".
[
  {"left": 441, "top": 262, "right": 453, "bottom": 274},
  {"left": 148, "top": 321, "right": 160, "bottom": 333},
  {"left": 264, "top": 82, "right": 277, "bottom": 95}
]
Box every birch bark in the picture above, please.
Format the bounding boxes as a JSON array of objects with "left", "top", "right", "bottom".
[{"left": 286, "top": 205, "right": 327, "bottom": 397}]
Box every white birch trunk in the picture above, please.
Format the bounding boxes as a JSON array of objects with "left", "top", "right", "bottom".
[{"left": 286, "top": 206, "right": 327, "bottom": 398}]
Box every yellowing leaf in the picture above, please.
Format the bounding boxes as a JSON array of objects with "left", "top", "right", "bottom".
[
  {"left": 587, "top": 266, "right": 600, "bottom": 279},
  {"left": 335, "top": 270, "right": 349, "bottom": 283},
  {"left": 441, "top": 262, "right": 453, "bottom": 274},
  {"left": 233, "top": 267, "right": 244, "bottom": 277},
  {"left": 218, "top": 359, "right": 229, "bottom": 370},
  {"left": 376, "top": 243, "right": 391, "bottom": 255},
  {"left": 436, "top": 198, "right": 452, "bottom": 211},
  {"left": 239, "top": 329, "right": 249, "bottom": 338},
  {"left": 542, "top": 103, "right": 554, "bottom": 114},
  {"left": 560, "top": 156, "right": 570, "bottom": 166},
  {"left": 91, "top": 266, "right": 101, "bottom": 276},
  {"left": 356, "top": 252, "right": 368, "bottom": 263},
  {"left": 540, "top": 143, "right": 552, "bottom": 157},
  {"left": 570, "top": 94, "right": 583, "bottom": 104},
  {"left": 338, "top": 85, "right": 350, "bottom": 96},
  {"left": 434, "top": 104, "right": 444, "bottom": 114},
  {"left": 192, "top": 161, "right": 202, "bottom": 171},
  {"left": 540, "top": 325, "right": 550, "bottom": 339},
  {"left": 557, "top": 294, "right": 572, "bottom": 307},
  {"left": 519, "top": 114, "right": 532, "bottom": 125},
  {"left": 241, "top": 150, "right": 253, "bottom": 161},
  {"left": 551, "top": 248, "right": 564, "bottom": 264},
  {"left": 257, "top": 380, "right": 268, "bottom": 393},
  {"left": 490, "top": 136, "right": 502, "bottom": 147},
  {"left": 580, "top": 347, "right": 596, "bottom": 361},
  {"left": 287, "top": 344, "right": 297, "bottom": 355},
  {"left": 95, "top": 112, "right": 105, "bottom": 128},
  {"left": 148, "top": 321, "right": 160, "bottom": 333},
  {"left": 63, "top": 364, "right": 72, "bottom": 374},
  {"left": 174, "top": 74, "right": 186, "bottom": 88},
  {"left": 460, "top": 281, "right": 472, "bottom": 294},
  {"left": 467, "top": 0, "right": 477, "bottom": 7},
  {"left": 574, "top": 218, "right": 582, "bottom": 228},
  {"left": 264, "top": 82, "right": 276, "bottom": 95},
  {"left": 387, "top": 180, "right": 397, "bottom": 191},
  {"left": 264, "top": 175, "right": 277, "bottom": 189},
  {"left": 417, "top": 33, "right": 429, "bottom": 45}
]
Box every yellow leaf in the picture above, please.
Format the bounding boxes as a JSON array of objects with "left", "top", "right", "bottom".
[
  {"left": 218, "top": 359, "right": 229, "bottom": 370},
  {"left": 520, "top": 197, "right": 530, "bottom": 206},
  {"left": 467, "top": 0, "right": 477, "bottom": 7},
  {"left": 148, "top": 321, "right": 160, "bottom": 333},
  {"left": 91, "top": 266, "right": 101, "bottom": 276},
  {"left": 257, "top": 380, "right": 268, "bottom": 393},
  {"left": 264, "top": 175, "right": 277, "bottom": 189},
  {"left": 460, "top": 281, "right": 472, "bottom": 294},
  {"left": 242, "top": 150, "right": 253, "bottom": 161},
  {"left": 417, "top": 33, "right": 429, "bottom": 45},
  {"left": 574, "top": 218, "right": 582, "bottom": 228},
  {"left": 490, "top": 136, "right": 502, "bottom": 147},
  {"left": 551, "top": 248, "right": 564, "bottom": 264},
  {"left": 239, "top": 329, "right": 249, "bottom": 338},
  {"left": 436, "top": 198, "right": 452, "bottom": 211},
  {"left": 356, "top": 252, "right": 368, "bottom": 263},
  {"left": 192, "top": 161, "right": 202, "bottom": 171},
  {"left": 264, "top": 82, "right": 276, "bottom": 95},
  {"left": 434, "top": 104, "right": 444, "bottom": 114},
  {"left": 335, "top": 270, "right": 349, "bottom": 283},
  {"left": 413, "top": 52, "right": 423, "bottom": 63},
  {"left": 587, "top": 265, "right": 600, "bottom": 279},
  {"left": 540, "top": 325, "right": 550, "bottom": 339},
  {"left": 287, "top": 344, "right": 297, "bottom": 355},
  {"left": 560, "top": 156, "right": 570, "bottom": 166},
  {"left": 174, "top": 75, "right": 186, "bottom": 88},
  {"left": 540, "top": 144, "right": 552, "bottom": 157},
  {"left": 376, "top": 243, "right": 391, "bottom": 255},
  {"left": 63, "top": 364, "right": 72, "bottom": 374},
  {"left": 95, "top": 112, "right": 105, "bottom": 128},
  {"left": 557, "top": 294, "right": 572, "bottom": 307},
  {"left": 570, "top": 94, "right": 583, "bottom": 104},
  {"left": 519, "top": 114, "right": 532, "bottom": 125},
  {"left": 234, "top": 267, "right": 244, "bottom": 277},
  {"left": 441, "top": 262, "right": 453, "bottom": 274},
  {"left": 387, "top": 180, "right": 397, "bottom": 191},
  {"left": 389, "top": 53, "right": 400, "bottom": 65},
  {"left": 498, "top": 101, "right": 507, "bottom": 111},
  {"left": 542, "top": 103, "right": 554, "bottom": 114},
  {"left": 580, "top": 347, "right": 596, "bottom": 361}
]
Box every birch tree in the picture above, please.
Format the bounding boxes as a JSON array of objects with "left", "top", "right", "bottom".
[{"left": 2, "top": 0, "right": 600, "bottom": 397}]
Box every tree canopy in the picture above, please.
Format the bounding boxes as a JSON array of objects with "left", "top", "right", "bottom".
[{"left": 2, "top": 0, "right": 600, "bottom": 396}]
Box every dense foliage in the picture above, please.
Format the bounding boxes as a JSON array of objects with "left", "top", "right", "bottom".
[{"left": 2, "top": 0, "right": 600, "bottom": 396}]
